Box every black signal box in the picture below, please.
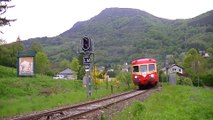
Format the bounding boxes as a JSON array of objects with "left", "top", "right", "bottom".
[{"left": 81, "top": 37, "right": 92, "bottom": 52}]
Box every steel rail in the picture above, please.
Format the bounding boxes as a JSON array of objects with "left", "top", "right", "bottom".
[{"left": 58, "top": 90, "right": 150, "bottom": 120}]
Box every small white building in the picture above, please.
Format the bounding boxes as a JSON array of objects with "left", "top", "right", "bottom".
[
  {"left": 53, "top": 68, "right": 77, "bottom": 80},
  {"left": 168, "top": 64, "right": 183, "bottom": 74},
  {"left": 161, "top": 64, "right": 184, "bottom": 75}
]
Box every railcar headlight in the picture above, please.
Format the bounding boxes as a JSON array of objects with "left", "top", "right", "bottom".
[
  {"left": 150, "top": 74, "right": 154, "bottom": 78},
  {"left": 134, "top": 76, "right": 138, "bottom": 79}
]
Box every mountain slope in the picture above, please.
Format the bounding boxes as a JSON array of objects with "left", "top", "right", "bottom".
[{"left": 23, "top": 8, "right": 213, "bottom": 66}]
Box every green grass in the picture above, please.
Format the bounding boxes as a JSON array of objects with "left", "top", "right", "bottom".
[
  {"left": 0, "top": 65, "right": 16, "bottom": 78},
  {"left": 0, "top": 65, "right": 136, "bottom": 118},
  {"left": 113, "top": 84, "right": 213, "bottom": 120}
]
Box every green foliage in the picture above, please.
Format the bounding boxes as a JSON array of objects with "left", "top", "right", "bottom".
[
  {"left": 0, "top": 76, "right": 84, "bottom": 117},
  {"left": 59, "top": 59, "right": 70, "bottom": 70},
  {"left": 36, "top": 52, "right": 50, "bottom": 74},
  {"left": 58, "top": 57, "right": 81, "bottom": 79},
  {"left": 201, "top": 72, "right": 213, "bottom": 86},
  {"left": 183, "top": 48, "right": 207, "bottom": 77},
  {"left": 181, "top": 48, "right": 213, "bottom": 86},
  {"left": 30, "top": 42, "right": 44, "bottom": 52},
  {"left": 114, "top": 84, "right": 213, "bottom": 120},
  {"left": 77, "top": 54, "right": 85, "bottom": 80},
  {"left": 0, "top": 42, "right": 24, "bottom": 67},
  {"left": 159, "top": 72, "right": 168, "bottom": 83},
  {"left": 116, "top": 71, "right": 132, "bottom": 88},
  {"left": 70, "top": 57, "right": 80, "bottom": 72},
  {"left": 0, "top": 65, "right": 16, "bottom": 77},
  {"left": 207, "top": 47, "right": 213, "bottom": 54},
  {"left": 177, "top": 76, "right": 193, "bottom": 86},
  {"left": 131, "top": 101, "right": 146, "bottom": 117}
]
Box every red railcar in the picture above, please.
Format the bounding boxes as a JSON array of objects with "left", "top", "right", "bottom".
[{"left": 131, "top": 58, "right": 159, "bottom": 89}]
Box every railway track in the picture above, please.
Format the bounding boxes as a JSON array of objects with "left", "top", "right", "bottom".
[{"left": 5, "top": 88, "right": 156, "bottom": 120}]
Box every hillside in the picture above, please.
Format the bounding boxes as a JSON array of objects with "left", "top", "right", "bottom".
[{"left": 22, "top": 8, "right": 213, "bottom": 66}]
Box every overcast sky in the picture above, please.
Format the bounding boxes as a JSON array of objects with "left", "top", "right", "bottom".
[{"left": 1, "top": 0, "right": 213, "bottom": 43}]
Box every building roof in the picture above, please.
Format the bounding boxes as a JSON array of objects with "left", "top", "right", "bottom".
[
  {"left": 170, "top": 64, "right": 184, "bottom": 69},
  {"left": 59, "top": 68, "right": 74, "bottom": 75}
]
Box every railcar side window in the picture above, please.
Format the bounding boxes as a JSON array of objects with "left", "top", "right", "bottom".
[
  {"left": 149, "top": 64, "right": 155, "bottom": 72},
  {"left": 133, "top": 66, "right": 139, "bottom": 72},
  {"left": 140, "top": 65, "right": 147, "bottom": 72}
]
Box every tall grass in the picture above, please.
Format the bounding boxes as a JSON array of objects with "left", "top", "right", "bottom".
[
  {"left": 114, "top": 84, "right": 213, "bottom": 120},
  {"left": 0, "top": 65, "right": 16, "bottom": 78}
]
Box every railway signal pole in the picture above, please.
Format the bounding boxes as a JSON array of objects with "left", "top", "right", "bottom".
[{"left": 80, "top": 37, "right": 94, "bottom": 97}]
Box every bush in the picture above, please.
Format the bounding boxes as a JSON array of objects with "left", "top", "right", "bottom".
[
  {"left": 177, "top": 76, "right": 193, "bottom": 86},
  {"left": 159, "top": 71, "right": 167, "bottom": 82},
  {"left": 190, "top": 76, "right": 204, "bottom": 87},
  {"left": 201, "top": 74, "right": 213, "bottom": 86}
]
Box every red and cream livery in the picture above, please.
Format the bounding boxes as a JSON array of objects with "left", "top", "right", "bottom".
[{"left": 131, "top": 58, "right": 159, "bottom": 89}]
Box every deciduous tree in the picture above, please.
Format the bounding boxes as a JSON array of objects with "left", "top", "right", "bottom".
[
  {"left": 182, "top": 48, "right": 207, "bottom": 86},
  {"left": 30, "top": 42, "right": 44, "bottom": 53},
  {"left": 36, "top": 52, "right": 50, "bottom": 74},
  {"left": 0, "top": 0, "right": 16, "bottom": 34},
  {"left": 70, "top": 57, "right": 80, "bottom": 72},
  {"left": 59, "top": 59, "right": 69, "bottom": 70}
]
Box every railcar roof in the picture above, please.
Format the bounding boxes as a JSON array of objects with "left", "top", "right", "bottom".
[{"left": 131, "top": 58, "right": 157, "bottom": 65}]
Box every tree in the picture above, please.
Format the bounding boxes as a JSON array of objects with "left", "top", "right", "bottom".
[
  {"left": 36, "top": 52, "right": 50, "bottom": 74},
  {"left": 182, "top": 48, "right": 207, "bottom": 86},
  {"left": 0, "top": 0, "right": 16, "bottom": 33},
  {"left": 207, "top": 47, "right": 213, "bottom": 54},
  {"left": 30, "top": 42, "right": 44, "bottom": 52},
  {"left": 0, "top": 41, "right": 23, "bottom": 67},
  {"left": 77, "top": 54, "right": 85, "bottom": 80},
  {"left": 59, "top": 59, "right": 70, "bottom": 70},
  {"left": 70, "top": 57, "right": 80, "bottom": 73},
  {"left": 0, "top": 39, "right": 6, "bottom": 45}
]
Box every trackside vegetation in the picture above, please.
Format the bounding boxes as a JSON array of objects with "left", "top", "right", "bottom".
[
  {"left": 0, "top": 65, "right": 136, "bottom": 118},
  {"left": 113, "top": 84, "right": 213, "bottom": 120}
]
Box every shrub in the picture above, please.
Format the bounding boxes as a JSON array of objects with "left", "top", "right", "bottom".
[
  {"left": 177, "top": 76, "right": 193, "bottom": 86},
  {"left": 201, "top": 74, "right": 213, "bottom": 86},
  {"left": 159, "top": 71, "right": 167, "bottom": 82}
]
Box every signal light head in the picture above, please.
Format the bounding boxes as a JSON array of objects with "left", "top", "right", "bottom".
[{"left": 81, "top": 37, "right": 91, "bottom": 52}]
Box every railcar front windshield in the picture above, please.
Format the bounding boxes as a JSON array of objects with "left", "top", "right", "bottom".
[
  {"left": 140, "top": 65, "right": 147, "bottom": 72},
  {"left": 133, "top": 64, "right": 156, "bottom": 73}
]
